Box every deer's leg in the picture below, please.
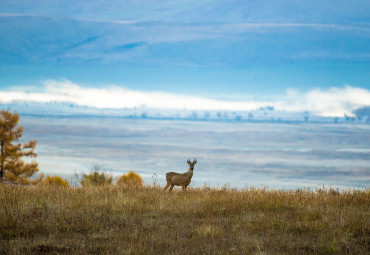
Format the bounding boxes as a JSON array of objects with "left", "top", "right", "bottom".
[
  {"left": 182, "top": 185, "right": 186, "bottom": 192},
  {"left": 169, "top": 185, "right": 175, "bottom": 192},
  {"left": 164, "top": 183, "right": 170, "bottom": 191},
  {"left": 185, "top": 185, "right": 188, "bottom": 191}
]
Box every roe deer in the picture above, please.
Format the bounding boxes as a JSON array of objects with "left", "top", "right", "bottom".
[{"left": 164, "top": 159, "right": 197, "bottom": 192}]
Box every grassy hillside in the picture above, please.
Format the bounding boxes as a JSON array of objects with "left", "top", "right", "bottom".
[{"left": 0, "top": 185, "right": 369, "bottom": 254}]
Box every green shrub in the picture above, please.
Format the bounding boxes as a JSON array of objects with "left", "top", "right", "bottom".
[{"left": 80, "top": 164, "right": 112, "bottom": 186}]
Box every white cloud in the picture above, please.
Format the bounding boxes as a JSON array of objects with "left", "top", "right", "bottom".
[
  {"left": 1, "top": 80, "right": 269, "bottom": 111},
  {"left": 221, "top": 23, "right": 370, "bottom": 32},
  {"left": 72, "top": 17, "right": 138, "bottom": 25},
  {"left": 0, "top": 80, "right": 369, "bottom": 117},
  {"left": 276, "top": 85, "right": 370, "bottom": 117},
  {"left": 2, "top": 12, "right": 367, "bottom": 31},
  {"left": 0, "top": 12, "right": 137, "bottom": 25}
]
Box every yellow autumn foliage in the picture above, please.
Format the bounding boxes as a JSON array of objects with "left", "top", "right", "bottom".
[
  {"left": 117, "top": 171, "right": 143, "bottom": 188},
  {"left": 43, "top": 175, "right": 70, "bottom": 187},
  {"left": 0, "top": 110, "right": 39, "bottom": 184}
]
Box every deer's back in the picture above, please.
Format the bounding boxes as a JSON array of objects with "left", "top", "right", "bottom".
[{"left": 166, "top": 172, "right": 192, "bottom": 185}]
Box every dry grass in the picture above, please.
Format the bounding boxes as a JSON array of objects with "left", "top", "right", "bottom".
[{"left": 0, "top": 185, "right": 369, "bottom": 254}]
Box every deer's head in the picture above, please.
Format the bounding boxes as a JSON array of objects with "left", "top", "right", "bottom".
[{"left": 187, "top": 159, "right": 197, "bottom": 171}]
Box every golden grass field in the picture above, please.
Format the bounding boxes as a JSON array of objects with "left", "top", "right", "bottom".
[{"left": 0, "top": 185, "right": 369, "bottom": 254}]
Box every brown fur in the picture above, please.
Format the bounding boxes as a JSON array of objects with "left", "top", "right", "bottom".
[{"left": 164, "top": 159, "right": 197, "bottom": 192}]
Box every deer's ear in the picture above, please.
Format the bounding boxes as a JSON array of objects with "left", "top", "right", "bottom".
[
  {"left": 193, "top": 159, "right": 197, "bottom": 165},
  {"left": 187, "top": 159, "right": 191, "bottom": 164}
]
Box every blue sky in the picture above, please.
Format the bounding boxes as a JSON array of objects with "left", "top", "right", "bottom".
[{"left": 0, "top": 0, "right": 369, "bottom": 114}]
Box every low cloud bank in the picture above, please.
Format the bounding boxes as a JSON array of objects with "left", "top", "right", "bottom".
[
  {"left": 1, "top": 80, "right": 369, "bottom": 117},
  {"left": 277, "top": 86, "right": 370, "bottom": 117}
]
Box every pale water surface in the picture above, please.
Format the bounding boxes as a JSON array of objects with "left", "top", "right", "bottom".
[{"left": 19, "top": 115, "right": 370, "bottom": 189}]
